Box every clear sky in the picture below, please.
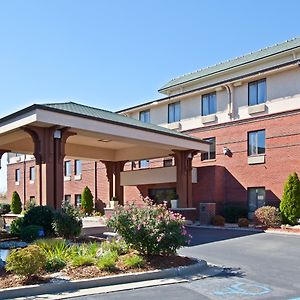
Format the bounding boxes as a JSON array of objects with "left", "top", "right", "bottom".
[{"left": 0, "top": 0, "right": 300, "bottom": 192}]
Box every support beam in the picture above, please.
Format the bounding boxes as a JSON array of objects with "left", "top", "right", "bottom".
[
  {"left": 173, "top": 150, "right": 197, "bottom": 208},
  {"left": 22, "top": 126, "right": 75, "bottom": 209},
  {"left": 102, "top": 160, "right": 127, "bottom": 205}
]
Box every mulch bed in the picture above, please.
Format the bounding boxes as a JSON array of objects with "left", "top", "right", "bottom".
[{"left": 0, "top": 255, "right": 196, "bottom": 289}]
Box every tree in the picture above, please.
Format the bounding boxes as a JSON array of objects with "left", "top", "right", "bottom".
[
  {"left": 11, "top": 191, "right": 22, "bottom": 214},
  {"left": 81, "top": 186, "right": 94, "bottom": 215},
  {"left": 280, "top": 172, "right": 300, "bottom": 225}
]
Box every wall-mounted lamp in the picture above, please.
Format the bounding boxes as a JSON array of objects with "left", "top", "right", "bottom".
[
  {"left": 223, "top": 147, "right": 232, "bottom": 156},
  {"left": 53, "top": 129, "right": 62, "bottom": 139}
]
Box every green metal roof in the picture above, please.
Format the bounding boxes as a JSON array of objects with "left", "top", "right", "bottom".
[
  {"left": 41, "top": 102, "right": 206, "bottom": 143},
  {"left": 159, "top": 37, "right": 300, "bottom": 92}
]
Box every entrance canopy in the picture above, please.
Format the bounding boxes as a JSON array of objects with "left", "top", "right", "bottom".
[
  {"left": 0, "top": 102, "right": 210, "bottom": 209},
  {"left": 0, "top": 102, "right": 209, "bottom": 161}
]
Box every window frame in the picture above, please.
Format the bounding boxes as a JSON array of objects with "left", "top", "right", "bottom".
[
  {"left": 139, "top": 160, "right": 150, "bottom": 169},
  {"left": 248, "top": 78, "right": 267, "bottom": 106},
  {"left": 75, "top": 194, "right": 82, "bottom": 208},
  {"left": 247, "top": 130, "right": 266, "bottom": 156},
  {"left": 29, "top": 166, "right": 35, "bottom": 181},
  {"left": 201, "top": 92, "right": 217, "bottom": 116},
  {"left": 139, "top": 110, "right": 150, "bottom": 123},
  {"left": 74, "top": 160, "right": 82, "bottom": 176},
  {"left": 201, "top": 137, "right": 216, "bottom": 161},
  {"left": 15, "top": 169, "right": 20, "bottom": 183},
  {"left": 168, "top": 102, "right": 181, "bottom": 123},
  {"left": 163, "top": 159, "right": 173, "bottom": 167},
  {"left": 64, "top": 160, "right": 72, "bottom": 177}
]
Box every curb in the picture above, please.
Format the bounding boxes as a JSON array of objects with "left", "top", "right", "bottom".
[
  {"left": 0, "top": 259, "right": 207, "bottom": 300},
  {"left": 187, "top": 225, "right": 263, "bottom": 232}
]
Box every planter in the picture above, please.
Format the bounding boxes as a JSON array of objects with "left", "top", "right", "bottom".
[
  {"left": 170, "top": 199, "right": 179, "bottom": 209},
  {"left": 110, "top": 201, "right": 118, "bottom": 209}
]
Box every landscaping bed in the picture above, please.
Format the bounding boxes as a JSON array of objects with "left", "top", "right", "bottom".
[{"left": 0, "top": 254, "right": 195, "bottom": 289}]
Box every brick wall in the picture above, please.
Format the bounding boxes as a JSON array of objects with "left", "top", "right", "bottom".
[{"left": 6, "top": 111, "right": 300, "bottom": 215}]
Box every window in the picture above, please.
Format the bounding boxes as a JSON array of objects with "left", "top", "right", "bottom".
[
  {"left": 202, "top": 92, "right": 216, "bottom": 116},
  {"left": 75, "top": 194, "right": 82, "bottom": 208},
  {"left": 201, "top": 137, "right": 216, "bottom": 160},
  {"left": 248, "top": 79, "right": 266, "bottom": 106},
  {"left": 149, "top": 188, "right": 176, "bottom": 204},
  {"left": 139, "top": 160, "right": 150, "bottom": 168},
  {"left": 75, "top": 160, "right": 82, "bottom": 175},
  {"left": 163, "top": 159, "right": 173, "bottom": 167},
  {"left": 139, "top": 110, "right": 150, "bottom": 123},
  {"left": 168, "top": 102, "right": 181, "bottom": 123},
  {"left": 248, "top": 187, "right": 266, "bottom": 217},
  {"left": 15, "top": 169, "right": 20, "bottom": 183},
  {"left": 64, "top": 160, "right": 71, "bottom": 177},
  {"left": 248, "top": 130, "right": 265, "bottom": 156},
  {"left": 64, "top": 195, "right": 71, "bottom": 203},
  {"left": 29, "top": 166, "right": 35, "bottom": 181}
]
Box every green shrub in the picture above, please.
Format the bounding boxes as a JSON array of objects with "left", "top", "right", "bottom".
[
  {"left": 107, "top": 199, "right": 190, "bottom": 255},
  {"left": 20, "top": 225, "right": 43, "bottom": 242},
  {"left": 6, "top": 245, "right": 46, "bottom": 277},
  {"left": 238, "top": 218, "right": 249, "bottom": 227},
  {"left": 23, "top": 205, "right": 54, "bottom": 236},
  {"left": 35, "top": 238, "right": 70, "bottom": 258},
  {"left": 123, "top": 254, "right": 145, "bottom": 269},
  {"left": 71, "top": 256, "right": 95, "bottom": 267},
  {"left": 97, "top": 251, "right": 118, "bottom": 271},
  {"left": 101, "top": 239, "right": 129, "bottom": 255},
  {"left": 11, "top": 191, "right": 22, "bottom": 214},
  {"left": 81, "top": 186, "right": 94, "bottom": 215},
  {"left": 254, "top": 206, "right": 281, "bottom": 227},
  {"left": 45, "top": 256, "right": 66, "bottom": 272},
  {"left": 0, "top": 203, "right": 11, "bottom": 215},
  {"left": 53, "top": 200, "right": 82, "bottom": 239},
  {"left": 211, "top": 215, "right": 225, "bottom": 226},
  {"left": 223, "top": 206, "right": 248, "bottom": 223},
  {"left": 280, "top": 172, "right": 300, "bottom": 225},
  {"left": 10, "top": 217, "right": 24, "bottom": 236}
]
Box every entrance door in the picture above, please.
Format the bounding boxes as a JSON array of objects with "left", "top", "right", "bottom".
[{"left": 248, "top": 187, "right": 266, "bottom": 219}]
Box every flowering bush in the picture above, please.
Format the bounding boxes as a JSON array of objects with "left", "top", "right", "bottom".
[
  {"left": 107, "top": 198, "right": 191, "bottom": 255},
  {"left": 254, "top": 206, "right": 281, "bottom": 227}
]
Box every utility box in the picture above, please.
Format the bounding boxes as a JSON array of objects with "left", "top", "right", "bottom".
[{"left": 199, "top": 203, "right": 216, "bottom": 225}]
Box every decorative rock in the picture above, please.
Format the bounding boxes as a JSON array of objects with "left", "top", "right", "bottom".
[{"left": 0, "top": 241, "right": 28, "bottom": 249}]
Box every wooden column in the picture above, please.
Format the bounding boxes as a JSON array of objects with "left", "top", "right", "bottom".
[
  {"left": 173, "top": 150, "right": 197, "bottom": 208},
  {"left": 22, "top": 126, "right": 75, "bottom": 209}
]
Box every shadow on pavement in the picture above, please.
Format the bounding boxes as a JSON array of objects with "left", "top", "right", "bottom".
[{"left": 187, "top": 227, "right": 264, "bottom": 246}]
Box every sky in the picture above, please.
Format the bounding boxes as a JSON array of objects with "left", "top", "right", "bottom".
[{"left": 0, "top": 0, "right": 300, "bottom": 192}]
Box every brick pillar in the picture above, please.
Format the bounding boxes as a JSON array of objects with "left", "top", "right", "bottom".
[
  {"left": 102, "top": 161, "right": 127, "bottom": 205},
  {"left": 22, "top": 126, "right": 75, "bottom": 209},
  {"left": 174, "top": 150, "right": 197, "bottom": 208}
]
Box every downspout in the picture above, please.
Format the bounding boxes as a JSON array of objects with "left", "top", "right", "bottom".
[
  {"left": 224, "top": 84, "right": 234, "bottom": 120},
  {"left": 94, "top": 161, "right": 98, "bottom": 204}
]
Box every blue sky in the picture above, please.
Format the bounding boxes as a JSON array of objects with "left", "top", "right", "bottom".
[{"left": 0, "top": 0, "right": 300, "bottom": 192}]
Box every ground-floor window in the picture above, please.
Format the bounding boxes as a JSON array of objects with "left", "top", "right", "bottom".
[
  {"left": 149, "top": 188, "right": 176, "bottom": 204},
  {"left": 248, "top": 187, "right": 266, "bottom": 219},
  {"left": 75, "top": 194, "right": 82, "bottom": 208},
  {"left": 65, "top": 194, "right": 71, "bottom": 203}
]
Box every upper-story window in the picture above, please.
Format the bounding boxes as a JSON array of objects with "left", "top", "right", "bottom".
[
  {"left": 75, "top": 160, "right": 82, "bottom": 175},
  {"left": 201, "top": 137, "right": 216, "bottom": 160},
  {"left": 139, "top": 160, "right": 150, "bottom": 169},
  {"left": 64, "top": 160, "right": 71, "bottom": 177},
  {"left": 248, "top": 79, "right": 266, "bottom": 106},
  {"left": 139, "top": 110, "right": 150, "bottom": 123},
  {"left": 15, "top": 169, "right": 20, "bottom": 183},
  {"left": 248, "top": 130, "right": 265, "bottom": 156},
  {"left": 202, "top": 92, "right": 216, "bottom": 116},
  {"left": 168, "top": 102, "right": 181, "bottom": 123},
  {"left": 29, "top": 166, "right": 35, "bottom": 181}
]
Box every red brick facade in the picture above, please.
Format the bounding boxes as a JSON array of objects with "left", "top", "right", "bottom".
[{"left": 7, "top": 109, "right": 300, "bottom": 216}]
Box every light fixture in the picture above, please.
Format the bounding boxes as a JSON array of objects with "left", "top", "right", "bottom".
[
  {"left": 53, "top": 130, "right": 62, "bottom": 139},
  {"left": 98, "top": 139, "right": 111, "bottom": 143}
]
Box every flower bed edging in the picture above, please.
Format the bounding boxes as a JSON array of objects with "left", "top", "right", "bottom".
[{"left": 0, "top": 259, "right": 207, "bottom": 300}]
